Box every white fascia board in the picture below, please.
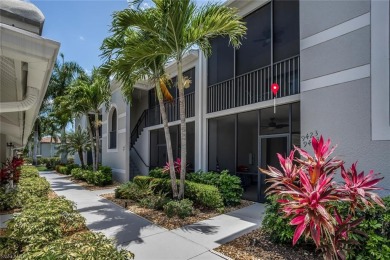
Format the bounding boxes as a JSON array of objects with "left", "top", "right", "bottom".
[{"left": 0, "top": 23, "right": 60, "bottom": 146}]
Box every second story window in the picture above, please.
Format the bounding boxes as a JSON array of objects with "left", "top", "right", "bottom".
[{"left": 109, "top": 108, "right": 117, "bottom": 149}]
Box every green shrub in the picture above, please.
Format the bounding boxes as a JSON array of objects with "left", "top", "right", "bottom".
[
  {"left": 18, "top": 231, "right": 134, "bottom": 260},
  {"left": 7, "top": 197, "right": 86, "bottom": 250},
  {"left": 91, "top": 170, "right": 112, "bottom": 186},
  {"left": 57, "top": 165, "right": 68, "bottom": 175},
  {"left": 65, "top": 164, "right": 80, "bottom": 175},
  {"left": 139, "top": 191, "right": 171, "bottom": 210},
  {"left": 132, "top": 176, "right": 223, "bottom": 209},
  {"left": 98, "top": 165, "right": 112, "bottom": 175},
  {"left": 188, "top": 170, "right": 243, "bottom": 206},
  {"left": 114, "top": 182, "right": 151, "bottom": 201},
  {"left": 20, "top": 166, "right": 39, "bottom": 178},
  {"left": 71, "top": 168, "right": 85, "bottom": 180},
  {"left": 17, "top": 177, "right": 50, "bottom": 203},
  {"left": 185, "top": 181, "right": 224, "bottom": 209},
  {"left": 149, "top": 167, "right": 167, "bottom": 179},
  {"left": 23, "top": 158, "right": 32, "bottom": 165},
  {"left": 262, "top": 195, "right": 296, "bottom": 244},
  {"left": 83, "top": 170, "right": 95, "bottom": 183},
  {"left": 0, "top": 187, "right": 21, "bottom": 211},
  {"left": 163, "top": 199, "right": 194, "bottom": 218},
  {"left": 343, "top": 196, "right": 390, "bottom": 260}
]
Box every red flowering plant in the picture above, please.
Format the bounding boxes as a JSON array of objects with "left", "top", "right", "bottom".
[
  {"left": 162, "top": 158, "right": 182, "bottom": 177},
  {"left": 260, "top": 136, "right": 385, "bottom": 259},
  {"left": 0, "top": 156, "right": 23, "bottom": 187}
]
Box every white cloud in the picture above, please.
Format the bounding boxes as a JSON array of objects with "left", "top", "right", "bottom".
[{"left": 79, "top": 36, "right": 85, "bottom": 41}]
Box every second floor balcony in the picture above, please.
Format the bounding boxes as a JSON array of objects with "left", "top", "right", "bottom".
[{"left": 207, "top": 55, "right": 300, "bottom": 113}]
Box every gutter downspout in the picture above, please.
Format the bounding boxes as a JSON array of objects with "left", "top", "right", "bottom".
[{"left": 0, "top": 86, "right": 39, "bottom": 113}]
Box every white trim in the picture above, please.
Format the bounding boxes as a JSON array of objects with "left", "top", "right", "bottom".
[
  {"left": 107, "top": 149, "right": 118, "bottom": 153},
  {"left": 102, "top": 133, "right": 107, "bottom": 138},
  {"left": 371, "top": 0, "right": 390, "bottom": 140},
  {"left": 300, "top": 64, "right": 370, "bottom": 92},
  {"left": 301, "top": 13, "right": 370, "bottom": 51},
  {"left": 118, "top": 112, "right": 126, "bottom": 119},
  {"left": 102, "top": 120, "right": 107, "bottom": 125},
  {"left": 118, "top": 128, "right": 126, "bottom": 134},
  {"left": 205, "top": 95, "right": 300, "bottom": 119},
  {"left": 111, "top": 168, "right": 126, "bottom": 174}
]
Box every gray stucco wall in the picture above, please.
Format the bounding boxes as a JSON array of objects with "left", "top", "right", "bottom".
[
  {"left": 301, "top": 78, "right": 390, "bottom": 196},
  {"left": 300, "top": 0, "right": 370, "bottom": 39},
  {"left": 102, "top": 89, "right": 129, "bottom": 182},
  {"left": 300, "top": 0, "right": 390, "bottom": 196}
]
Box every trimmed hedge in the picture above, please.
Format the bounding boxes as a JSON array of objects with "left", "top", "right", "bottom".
[
  {"left": 17, "top": 231, "right": 134, "bottom": 260},
  {"left": 17, "top": 177, "right": 50, "bottom": 203},
  {"left": 187, "top": 170, "right": 243, "bottom": 206},
  {"left": 70, "top": 167, "right": 112, "bottom": 186},
  {"left": 132, "top": 176, "right": 224, "bottom": 209},
  {"left": 20, "top": 166, "right": 40, "bottom": 178},
  {"left": 7, "top": 197, "right": 86, "bottom": 249}
]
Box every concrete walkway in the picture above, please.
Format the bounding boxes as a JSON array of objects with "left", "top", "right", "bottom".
[{"left": 41, "top": 172, "right": 265, "bottom": 260}]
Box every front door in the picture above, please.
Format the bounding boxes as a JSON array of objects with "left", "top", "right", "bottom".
[{"left": 258, "top": 134, "right": 289, "bottom": 202}]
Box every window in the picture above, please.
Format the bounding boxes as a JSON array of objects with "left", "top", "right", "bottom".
[{"left": 108, "top": 108, "right": 117, "bottom": 149}]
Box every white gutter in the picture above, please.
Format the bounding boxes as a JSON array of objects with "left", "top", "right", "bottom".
[{"left": 0, "top": 86, "right": 39, "bottom": 113}]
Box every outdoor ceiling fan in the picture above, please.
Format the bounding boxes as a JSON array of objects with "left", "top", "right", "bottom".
[{"left": 261, "top": 118, "right": 289, "bottom": 129}]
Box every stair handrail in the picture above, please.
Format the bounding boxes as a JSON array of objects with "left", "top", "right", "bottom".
[
  {"left": 130, "top": 110, "right": 147, "bottom": 147},
  {"left": 131, "top": 145, "right": 149, "bottom": 168}
]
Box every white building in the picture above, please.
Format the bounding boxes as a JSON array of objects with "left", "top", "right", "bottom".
[
  {"left": 0, "top": 0, "right": 60, "bottom": 164},
  {"left": 76, "top": 0, "right": 390, "bottom": 201}
]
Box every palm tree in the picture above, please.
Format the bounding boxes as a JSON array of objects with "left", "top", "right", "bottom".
[
  {"left": 45, "top": 53, "right": 84, "bottom": 164},
  {"left": 116, "top": 0, "right": 246, "bottom": 198},
  {"left": 101, "top": 24, "right": 179, "bottom": 198},
  {"left": 66, "top": 127, "right": 91, "bottom": 168},
  {"left": 67, "top": 68, "right": 111, "bottom": 171}
]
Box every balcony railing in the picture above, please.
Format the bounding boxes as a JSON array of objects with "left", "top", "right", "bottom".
[
  {"left": 146, "top": 92, "right": 195, "bottom": 126},
  {"left": 130, "top": 92, "right": 195, "bottom": 148},
  {"left": 207, "top": 55, "right": 300, "bottom": 113}
]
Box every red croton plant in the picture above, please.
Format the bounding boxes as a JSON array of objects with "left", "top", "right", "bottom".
[
  {"left": 260, "top": 136, "right": 385, "bottom": 260},
  {"left": 0, "top": 156, "right": 24, "bottom": 186}
]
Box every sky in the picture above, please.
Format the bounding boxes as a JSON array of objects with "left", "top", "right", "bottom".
[{"left": 31, "top": 0, "right": 210, "bottom": 74}]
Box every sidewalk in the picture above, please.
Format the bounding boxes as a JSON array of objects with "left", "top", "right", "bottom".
[{"left": 41, "top": 172, "right": 265, "bottom": 260}]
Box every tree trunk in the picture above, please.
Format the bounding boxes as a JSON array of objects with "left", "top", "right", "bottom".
[
  {"left": 177, "top": 60, "right": 187, "bottom": 199},
  {"left": 60, "top": 125, "right": 67, "bottom": 164},
  {"left": 33, "top": 124, "right": 38, "bottom": 166},
  {"left": 156, "top": 81, "right": 178, "bottom": 198},
  {"left": 87, "top": 115, "right": 96, "bottom": 171},
  {"left": 94, "top": 112, "right": 100, "bottom": 172},
  {"left": 78, "top": 148, "right": 85, "bottom": 168}
]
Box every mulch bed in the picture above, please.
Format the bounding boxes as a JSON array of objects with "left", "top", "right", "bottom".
[
  {"left": 214, "top": 229, "right": 319, "bottom": 260},
  {"left": 101, "top": 193, "right": 254, "bottom": 230}
]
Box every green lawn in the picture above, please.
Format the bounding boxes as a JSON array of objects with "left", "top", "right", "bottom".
[{"left": 36, "top": 165, "right": 51, "bottom": 171}]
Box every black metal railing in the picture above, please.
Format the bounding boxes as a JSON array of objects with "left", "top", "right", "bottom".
[
  {"left": 109, "top": 131, "right": 117, "bottom": 149},
  {"left": 130, "top": 92, "right": 195, "bottom": 148},
  {"left": 145, "top": 92, "right": 195, "bottom": 127},
  {"left": 207, "top": 55, "right": 300, "bottom": 113}
]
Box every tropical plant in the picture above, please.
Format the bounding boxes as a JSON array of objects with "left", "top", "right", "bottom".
[
  {"left": 45, "top": 53, "right": 84, "bottom": 164},
  {"left": 120, "top": 0, "right": 246, "bottom": 198},
  {"left": 101, "top": 14, "right": 179, "bottom": 197},
  {"left": 66, "top": 127, "right": 91, "bottom": 168},
  {"left": 66, "top": 68, "right": 111, "bottom": 171},
  {"left": 260, "top": 136, "right": 385, "bottom": 259}
]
